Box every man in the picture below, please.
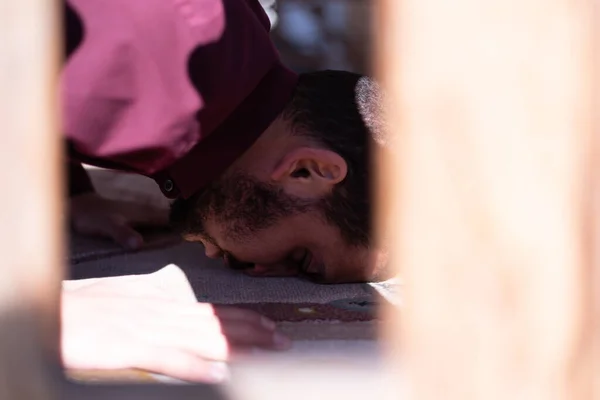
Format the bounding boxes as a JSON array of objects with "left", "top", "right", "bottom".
[
  {"left": 62, "top": 0, "right": 386, "bottom": 381},
  {"left": 66, "top": 0, "right": 386, "bottom": 284}
]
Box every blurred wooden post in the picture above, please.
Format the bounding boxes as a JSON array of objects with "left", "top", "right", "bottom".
[
  {"left": 0, "top": 0, "right": 64, "bottom": 398},
  {"left": 590, "top": 6, "right": 600, "bottom": 397},
  {"left": 376, "top": 0, "right": 598, "bottom": 398}
]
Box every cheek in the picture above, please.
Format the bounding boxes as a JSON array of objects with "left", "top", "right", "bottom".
[{"left": 322, "top": 246, "right": 371, "bottom": 283}]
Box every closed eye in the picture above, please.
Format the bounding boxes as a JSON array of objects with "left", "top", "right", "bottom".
[
  {"left": 297, "top": 251, "right": 326, "bottom": 283},
  {"left": 223, "top": 252, "right": 254, "bottom": 270},
  {"left": 299, "top": 250, "right": 310, "bottom": 273}
]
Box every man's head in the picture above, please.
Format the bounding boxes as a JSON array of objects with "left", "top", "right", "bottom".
[{"left": 170, "top": 70, "right": 388, "bottom": 283}]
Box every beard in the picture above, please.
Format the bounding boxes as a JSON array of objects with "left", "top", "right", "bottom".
[{"left": 169, "top": 172, "right": 370, "bottom": 247}]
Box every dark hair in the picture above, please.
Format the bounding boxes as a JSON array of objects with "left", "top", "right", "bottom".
[{"left": 282, "top": 70, "right": 382, "bottom": 247}]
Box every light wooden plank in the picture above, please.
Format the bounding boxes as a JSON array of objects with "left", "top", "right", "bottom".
[
  {"left": 0, "top": 0, "right": 64, "bottom": 398},
  {"left": 590, "top": 6, "right": 600, "bottom": 397},
  {"left": 375, "top": 0, "right": 598, "bottom": 398}
]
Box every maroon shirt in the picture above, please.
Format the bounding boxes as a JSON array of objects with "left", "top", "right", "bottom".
[{"left": 63, "top": 0, "right": 297, "bottom": 199}]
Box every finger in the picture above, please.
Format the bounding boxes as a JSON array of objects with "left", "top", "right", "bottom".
[
  {"left": 213, "top": 306, "right": 277, "bottom": 331},
  {"left": 127, "top": 204, "right": 169, "bottom": 227},
  {"left": 71, "top": 215, "right": 110, "bottom": 237},
  {"left": 143, "top": 208, "right": 169, "bottom": 226},
  {"left": 218, "top": 319, "right": 291, "bottom": 350},
  {"left": 104, "top": 217, "right": 144, "bottom": 250},
  {"left": 135, "top": 347, "right": 230, "bottom": 383},
  {"left": 213, "top": 306, "right": 287, "bottom": 349}
]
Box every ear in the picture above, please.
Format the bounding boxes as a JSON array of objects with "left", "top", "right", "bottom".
[{"left": 270, "top": 147, "right": 347, "bottom": 198}]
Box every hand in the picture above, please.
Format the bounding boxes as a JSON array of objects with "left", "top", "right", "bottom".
[
  {"left": 61, "top": 266, "right": 291, "bottom": 383},
  {"left": 69, "top": 192, "right": 169, "bottom": 250}
]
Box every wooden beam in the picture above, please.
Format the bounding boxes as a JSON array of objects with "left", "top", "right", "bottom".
[
  {"left": 376, "top": 0, "right": 598, "bottom": 398},
  {"left": 0, "top": 0, "right": 64, "bottom": 398},
  {"left": 590, "top": 5, "right": 600, "bottom": 397},
  {"left": 0, "top": 1, "right": 395, "bottom": 398}
]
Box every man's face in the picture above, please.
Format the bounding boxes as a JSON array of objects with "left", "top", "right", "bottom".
[{"left": 171, "top": 173, "right": 375, "bottom": 283}]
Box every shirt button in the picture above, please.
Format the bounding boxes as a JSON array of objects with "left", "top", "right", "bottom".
[{"left": 163, "top": 179, "right": 174, "bottom": 193}]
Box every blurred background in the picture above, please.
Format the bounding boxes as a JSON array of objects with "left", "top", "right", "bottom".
[{"left": 259, "top": 0, "right": 373, "bottom": 75}]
